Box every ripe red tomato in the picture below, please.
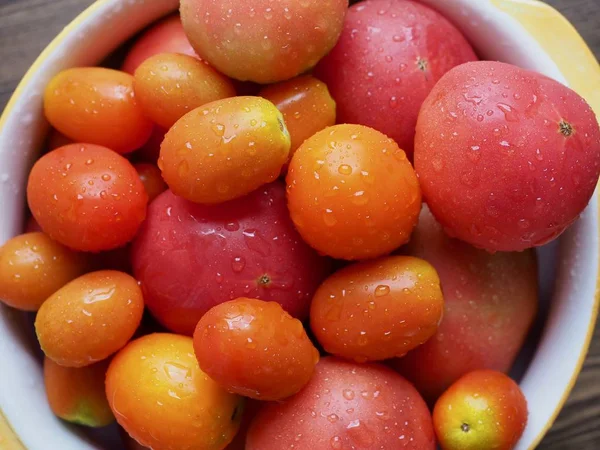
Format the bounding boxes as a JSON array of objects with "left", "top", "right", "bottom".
[
  {"left": 246, "top": 357, "right": 435, "bottom": 450},
  {"left": 132, "top": 182, "right": 330, "bottom": 335},
  {"left": 27, "top": 144, "right": 147, "bottom": 252}
]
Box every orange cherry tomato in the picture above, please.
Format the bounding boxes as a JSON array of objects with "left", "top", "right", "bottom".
[
  {"left": 0, "top": 232, "right": 87, "bottom": 311},
  {"left": 159, "top": 96, "right": 290, "bottom": 204},
  {"left": 310, "top": 255, "right": 444, "bottom": 362},
  {"left": 260, "top": 75, "right": 336, "bottom": 161},
  {"left": 27, "top": 144, "right": 147, "bottom": 252},
  {"left": 194, "top": 298, "right": 320, "bottom": 401},
  {"left": 286, "top": 124, "right": 422, "bottom": 260},
  {"left": 44, "top": 68, "right": 153, "bottom": 154},
  {"left": 44, "top": 357, "right": 114, "bottom": 427},
  {"left": 35, "top": 270, "right": 144, "bottom": 367},
  {"left": 134, "top": 53, "right": 235, "bottom": 129},
  {"left": 106, "top": 333, "right": 244, "bottom": 450},
  {"left": 134, "top": 163, "right": 167, "bottom": 202}
]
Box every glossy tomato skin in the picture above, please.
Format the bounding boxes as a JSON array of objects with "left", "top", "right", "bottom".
[
  {"left": 246, "top": 357, "right": 435, "bottom": 450},
  {"left": 310, "top": 255, "right": 444, "bottom": 362},
  {"left": 44, "top": 68, "right": 153, "bottom": 154},
  {"left": 287, "top": 124, "right": 421, "bottom": 260},
  {"left": 159, "top": 97, "right": 290, "bottom": 204},
  {"left": 122, "top": 15, "right": 197, "bottom": 74},
  {"left": 27, "top": 144, "right": 147, "bottom": 252},
  {"left": 415, "top": 61, "right": 600, "bottom": 252},
  {"left": 194, "top": 298, "right": 319, "bottom": 401},
  {"left": 180, "top": 0, "right": 348, "bottom": 83},
  {"left": 133, "top": 53, "right": 235, "bottom": 129},
  {"left": 315, "top": 0, "right": 477, "bottom": 157},
  {"left": 132, "top": 182, "right": 330, "bottom": 335},
  {"left": 106, "top": 334, "right": 243, "bottom": 450},
  {"left": 134, "top": 163, "right": 167, "bottom": 202}
]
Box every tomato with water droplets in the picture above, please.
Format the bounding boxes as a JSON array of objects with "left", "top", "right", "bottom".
[
  {"left": 194, "top": 298, "right": 319, "bottom": 401},
  {"left": 287, "top": 124, "right": 421, "bottom": 260},
  {"left": 246, "top": 357, "right": 435, "bottom": 450},
  {"left": 310, "top": 255, "right": 444, "bottom": 362},
  {"left": 27, "top": 144, "right": 147, "bottom": 252}
]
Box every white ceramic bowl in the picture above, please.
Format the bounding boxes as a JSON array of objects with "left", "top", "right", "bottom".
[{"left": 0, "top": 0, "right": 599, "bottom": 449}]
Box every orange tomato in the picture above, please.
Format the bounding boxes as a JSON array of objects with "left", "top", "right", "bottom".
[
  {"left": 27, "top": 144, "right": 147, "bottom": 252},
  {"left": 106, "top": 333, "right": 244, "bottom": 450},
  {"left": 134, "top": 53, "right": 235, "bottom": 129},
  {"left": 310, "top": 255, "right": 444, "bottom": 362},
  {"left": 35, "top": 270, "right": 144, "bottom": 367},
  {"left": 0, "top": 232, "right": 87, "bottom": 311},
  {"left": 194, "top": 298, "right": 319, "bottom": 401},
  {"left": 134, "top": 163, "right": 167, "bottom": 202},
  {"left": 159, "top": 96, "right": 290, "bottom": 204},
  {"left": 260, "top": 75, "right": 336, "bottom": 162},
  {"left": 44, "top": 68, "right": 153, "bottom": 154},
  {"left": 44, "top": 357, "right": 113, "bottom": 427},
  {"left": 286, "top": 124, "right": 421, "bottom": 260}
]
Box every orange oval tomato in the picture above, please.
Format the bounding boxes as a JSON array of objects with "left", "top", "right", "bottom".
[
  {"left": 134, "top": 53, "right": 235, "bottom": 129},
  {"left": 260, "top": 75, "right": 336, "bottom": 161},
  {"left": 35, "top": 270, "right": 144, "bottom": 367},
  {"left": 44, "top": 357, "right": 113, "bottom": 427},
  {"left": 44, "top": 68, "right": 153, "bottom": 154},
  {"left": 0, "top": 232, "right": 87, "bottom": 311},
  {"left": 27, "top": 144, "right": 147, "bottom": 252},
  {"left": 287, "top": 124, "right": 421, "bottom": 260},
  {"left": 310, "top": 255, "right": 444, "bottom": 362},
  {"left": 159, "top": 96, "right": 290, "bottom": 204},
  {"left": 106, "top": 333, "right": 244, "bottom": 450},
  {"left": 194, "top": 298, "right": 319, "bottom": 401},
  {"left": 134, "top": 163, "right": 167, "bottom": 202}
]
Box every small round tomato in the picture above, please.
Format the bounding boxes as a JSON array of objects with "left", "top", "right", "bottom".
[
  {"left": 287, "top": 124, "right": 421, "bottom": 260},
  {"left": 159, "top": 97, "right": 290, "bottom": 204},
  {"left": 134, "top": 53, "right": 235, "bottom": 129},
  {"left": 134, "top": 163, "right": 167, "bottom": 202},
  {"left": 44, "top": 357, "right": 113, "bottom": 427},
  {"left": 194, "top": 298, "right": 319, "bottom": 401},
  {"left": 35, "top": 270, "right": 144, "bottom": 367},
  {"left": 311, "top": 255, "right": 444, "bottom": 362},
  {"left": 122, "top": 15, "right": 197, "bottom": 75},
  {"left": 106, "top": 333, "right": 244, "bottom": 450},
  {"left": 0, "top": 232, "right": 87, "bottom": 311},
  {"left": 260, "top": 75, "right": 336, "bottom": 162},
  {"left": 27, "top": 144, "right": 147, "bottom": 252},
  {"left": 44, "top": 68, "right": 153, "bottom": 154}
]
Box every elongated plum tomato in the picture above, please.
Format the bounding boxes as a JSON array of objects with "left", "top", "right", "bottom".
[
  {"left": 35, "top": 270, "right": 144, "bottom": 367},
  {"left": 247, "top": 357, "right": 436, "bottom": 450},
  {"left": 132, "top": 182, "right": 330, "bottom": 335},
  {"left": 159, "top": 96, "right": 290, "bottom": 204},
  {"left": 44, "top": 358, "right": 113, "bottom": 427},
  {"left": 27, "top": 144, "right": 147, "bottom": 252},
  {"left": 286, "top": 124, "right": 421, "bottom": 260},
  {"left": 133, "top": 53, "right": 235, "bottom": 129},
  {"left": 260, "top": 75, "right": 336, "bottom": 164},
  {"left": 106, "top": 334, "right": 244, "bottom": 450},
  {"left": 0, "top": 232, "right": 87, "bottom": 311},
  {"left": 310, "top": 255, "right": 444, "bottom": 362},
  {"left": 134, "top": 163, "right": 167, "bottom": 202},
  {"left": 194, "top": 298, "right": 319, "bottom": 401},
  {"left": 414, "top": 61, "right": 600, "bottom": 251},
  {"left": 315, "top": 0, "right": 477, "bottom": 158},
  {"left": 180, "top": 0, "right": 349, "bottom": 83},
  {"left": 44, "top": 68, "right": 153, "bottom": 154},
  {"left": 122, "top": 14, "right": 197, "bottom": 74},
  {"left": 433, "top": 370, "right": 528, "bottom": 450}
]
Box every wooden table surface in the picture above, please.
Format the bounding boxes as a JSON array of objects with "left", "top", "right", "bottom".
[{"left": 0, "top": 0, "right": 599, "bottom": 448}]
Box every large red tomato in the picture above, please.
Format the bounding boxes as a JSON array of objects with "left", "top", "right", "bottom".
[{"left": 132, "top": 182, "right": 330, "bottom": 335}]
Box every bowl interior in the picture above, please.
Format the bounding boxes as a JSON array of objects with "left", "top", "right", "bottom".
[{"left": 0, "top": 1, "right": 597, "bottom": 449}]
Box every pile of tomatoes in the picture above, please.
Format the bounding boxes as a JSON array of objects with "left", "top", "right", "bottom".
[{"left": 1, "top": 0, "right": 599, "bottom": 449}]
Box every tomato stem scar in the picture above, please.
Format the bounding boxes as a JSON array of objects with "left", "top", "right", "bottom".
[
  {"left": 558, "top": 120, "right": 574, "bottom": 137},
  {"left": 461, "top": 423, "right": 470, "bottom": 433},
  {"left": 258, "top": 274, "right": 271, "bottom": 286}
]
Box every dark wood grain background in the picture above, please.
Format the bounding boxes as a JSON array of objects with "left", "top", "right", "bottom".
[{"left": 0, "top": 0, "right": 598, "bottom": 448}]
